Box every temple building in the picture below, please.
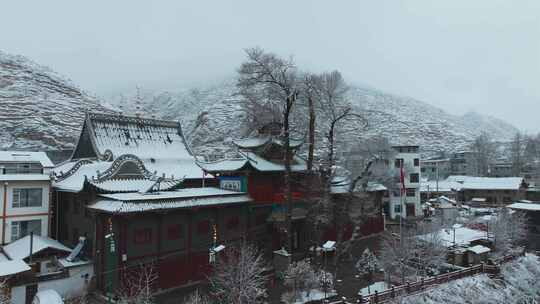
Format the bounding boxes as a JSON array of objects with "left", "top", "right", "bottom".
[
  {"left": 51, "top": 112, "right": 249, "bottom": 294},
  {"left": 198, "top": 128, "right": 310, "bottom": 254}
]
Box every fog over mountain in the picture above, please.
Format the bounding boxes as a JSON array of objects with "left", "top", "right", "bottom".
[{"left": 1, "top": 1, "right": 539, "bottom": 132}]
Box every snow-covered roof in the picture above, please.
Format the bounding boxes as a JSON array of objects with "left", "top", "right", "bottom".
[
  {"left": 53, "top": 160, "right": 114, "bottom": 192},
  {"left": 89, "top": 187, "right": 251, "bottom": 213},
  {"left": 438, "top": 196, "right": 457, "bottom": 204},
  {"left": 57, "top": 258, "right": 92, "bottom": 268},
  {"left": 0, "top": 260, "right": 30, "bottom": 277},
  {"left": 420, "top": 180, "right": 463, "bottom": 193},
  {"left": 199, "top": 152, "right": 307, "bottom": 173},
  {"left": 53, "top": 156, "right": 193, "bottom": 193},
  {"left": 467, "top": 245, "right": 491, "bottom": 254},
  {"left": 88, "top": 178, "right": 180, "bottom": 193},
  {"left": 66, "top": 113, "right": 204, "bottom": 181},
  {"left": 330, "top": 178, "right": 387, "bottom": 194},
  {"left": 233, "top": 136, "right": 303, "bottom": 149},
  {"left": 0, "top": 151, "right": 54, "bottom": 167},
  {"left": 3, "top": 235, "right": 72, "bottom": 260},
  {"left": 446, "top": 176, "right": 524, "bottom": 191},
  {"left": 89, "top": 113, "right": 193, "bottom": 160},
  {"left": 419, "top": 227, "right": 486, "bottom": 247},
  {"left": 507, "top": 202, "right": 540, "bottom": 212},
  {"left": 99, "top": 187, "right": 244, "bottom": 201},
  {"left": 472, "top": 198, "right": 487, "bottom": 202},
  {"left": 0, "top": 174, "right": 50, "bottom": 181},
  {"left": 322, "top": 241, "right": 336, "bottom": 250}
]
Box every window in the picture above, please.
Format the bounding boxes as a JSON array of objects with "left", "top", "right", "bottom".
[
  {"left": 134, "top": 228, "right": 152, "bottom": 244},
  {"left": 12, "top": 188, "right": 43, "bottom": 208},
  {"left": 167, "top": 224, "right": 184, "bottom": 240},
  {"left": 394, "top": 204, "right": 401, "bottom": 213},
  {"left": 227, "top": 216, "right": 240, "bottom": 231},
  {"left": 11, "top": 220, "right": 41, "bottom": 241},
  {"left": 409, "top": 173, "right": 419, "bottom": 183},
  {"left": 431, "top": 167, "right": 436, "bottom": 173},
  {"left": 2, "top": 162, "right": 42, "bottom": 174},
  {"left": 421, "top": 168, "right": 426, "bottom": 173},
  {"left": 394, "top": 159, "right": 403, "bottom": 168},
  {"left": 406, "top": 188, "right": 416, "bottom": 197},
  {"left": 414, "top": 159, "right": 419, "bottom": 166}
]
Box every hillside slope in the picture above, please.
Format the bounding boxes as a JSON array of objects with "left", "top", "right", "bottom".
[
  {"left": 0, "top": 51, "right": 111, "bottom": 150},
  {"left": 111, "top": 82, "right": 518, "bottom": 158},
  {"left": 0, "top": 50, "right": 517, "bottom": 156}
]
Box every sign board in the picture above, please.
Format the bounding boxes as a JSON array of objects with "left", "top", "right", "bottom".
[{"left": 219, "top": 176, "right": 247, "bottom": 192}]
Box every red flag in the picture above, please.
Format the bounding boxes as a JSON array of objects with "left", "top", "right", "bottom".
[{"left": 400, "top": 160, "right": 406, "bottom": 195}]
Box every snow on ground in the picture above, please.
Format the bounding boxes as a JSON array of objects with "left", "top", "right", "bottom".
[
  {"left": 393, "top": 254, "right": 540, "bottom": 304},
  {"left": 292, "top": 289, "right": 337, "bottom": 304},
  {"left": 358, "top": 281, "right": 389, "bottom": 297}
]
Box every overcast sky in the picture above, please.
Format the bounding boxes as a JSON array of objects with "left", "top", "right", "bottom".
[{"left": 1, "top": 1, "right": 539, "bottom": 132}]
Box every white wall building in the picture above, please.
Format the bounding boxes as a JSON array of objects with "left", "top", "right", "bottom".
[
  {"left": 0, "top": 152, "right": 53, "bottom": 245},
  {"left": 388, "top": 145, "right": 422, "bottom": 220}
]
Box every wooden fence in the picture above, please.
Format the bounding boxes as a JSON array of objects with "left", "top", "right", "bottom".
[{"left": 356, "top": 252, "right": 522, "bottom": 304}]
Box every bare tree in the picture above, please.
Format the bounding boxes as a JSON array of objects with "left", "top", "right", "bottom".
[
  {"left": 470, "top": 132, "right": 496, "bottom": 176},
  {"left": 0, "top": 280, "right": 9, "bottom": 304},
  {"left": 184, "top": 289, "right": 210, "bottom": 304},
  {"left": 282, "top": 259, "right": 320, "bottom": 303},
  {"left": 298, "top": 73, "right": 321, "bottom": 172},
  {"left": 509, "top": 132, "right": 525, "bottom": 176},
  {"left": 335, "top": 137, "right": 396, "bottom": 261},
  {"left": 356, "top": 248, "right": 382, "bottom": 293},
  {"left": 237, "top": 47, "right": 300, "bottom": 251},
  {"left": 380, "top": 231, "right": 417, "bottom": 284},
  {"left": 414, "top": 220, "right": 447, "bottom": 277},
  {"left": 117, "top": 262, "right": 158, "bottom": 304},
  {"left": 490, "top": 208, "right": 528, "bottom": 254},
  {"left": 209, "top": 244, "right": 268, "bottom": 304}
]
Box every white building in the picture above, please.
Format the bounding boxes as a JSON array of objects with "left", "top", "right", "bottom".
[
  {"left": 0, "top": 235, "right": 93, "bottom": 304},
  {"left": 0, "top": 152, "right": 53, "bottom": 245},
  {"left": 388, "top": 145, "right": 422, "bottom": 220}
]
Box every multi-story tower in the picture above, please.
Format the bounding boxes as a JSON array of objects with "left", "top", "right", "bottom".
[{"left": 388, "top": 145, "right": 421, "bottom": 220}]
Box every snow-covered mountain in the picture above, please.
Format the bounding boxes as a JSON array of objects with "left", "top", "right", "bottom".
[
  {"left": 0, "top": 51, "right": 112, "bottom": 150},
  {"left": 0, "top": 50, "right": 518, "bottom": 156},
  {"left": 111, "top": 82, "right": 518, "bottom": 158}
]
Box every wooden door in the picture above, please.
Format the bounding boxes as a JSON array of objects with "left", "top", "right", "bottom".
[{"left": 406, "top": 203, "right": 415, "bottom": 217}]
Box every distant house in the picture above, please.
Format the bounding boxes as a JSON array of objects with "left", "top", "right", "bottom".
[
  {"left": 420, "top": 179, "right": 462, "bottom": 202},
  {"left": 421, "top": 158, "right": 451, "bottom": 181},
  {"left": 0, "top": 151, "right": 54, "bottom": 245},
  {"left": 449, "top": 151, "right": 479, "bottom": 176},
  {"left": 491, "top": 160, "right": 513, "bottom": 177},
  {"left": 448, "top": 176, "right": 527, "bottom": 206},
  {"left": 0, "top": 235, "right": 93, "bottom": 304},
  {"left": 433, "top": 197, "right": 459, "bottom": 225},
  {"left": 507, "top": 201, "right": 540, "bottom": 250}
]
